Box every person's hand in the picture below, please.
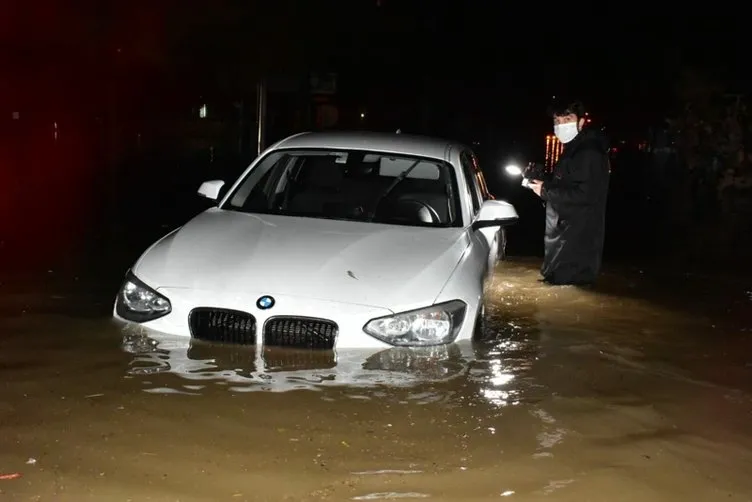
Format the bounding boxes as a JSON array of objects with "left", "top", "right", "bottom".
[{"left": 529, "top": 180, "right": 544, "bottom": 197}]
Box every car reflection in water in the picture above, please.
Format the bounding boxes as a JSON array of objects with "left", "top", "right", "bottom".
[{"left": 120, "top": 316, "right": 541, "bottom": 406}]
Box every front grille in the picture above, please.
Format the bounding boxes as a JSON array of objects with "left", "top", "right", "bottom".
[
  {"left": 189, "top": 308, "right": 257, "bottom": 345},
  {"left": 263, "top": 317, "right": 338, "bottom": 350}
]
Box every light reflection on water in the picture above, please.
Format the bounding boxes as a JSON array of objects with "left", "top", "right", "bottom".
[{"left": 120, "top": 318, "right": 541, "bottom": 408}]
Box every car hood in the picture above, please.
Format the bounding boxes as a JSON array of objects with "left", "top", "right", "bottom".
[{"left": 134, "top": 209, "right": 471, "bottom": 311}]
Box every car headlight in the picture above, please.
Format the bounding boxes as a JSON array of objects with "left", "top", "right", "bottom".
[
  {"left": 363, "top": 300, "right": 467, "bottom": 347},
  {"left": 115, "top": 271, "right": 171, "bottom": 323}
]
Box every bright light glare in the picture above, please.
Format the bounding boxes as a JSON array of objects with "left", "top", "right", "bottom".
[{"left": 505, "top": 164, "right": 522, "bottom": 176}]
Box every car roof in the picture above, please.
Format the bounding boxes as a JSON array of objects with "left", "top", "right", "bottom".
[{"left": 270, "top": 131, "right": 468, "bottom": 162}]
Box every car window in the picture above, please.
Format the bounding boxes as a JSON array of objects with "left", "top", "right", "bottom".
[
  {"left": 227, "top": 151, "right": 286, "bottom": 207},
  {"left": 222, "top": 149, "right": 462, "bottom": 228},
  {"left": 469, "top": 152, "right": 494, "bottom": 201},
  {"left": 460, "top": 151, "right": 482, "bottom": 215}
]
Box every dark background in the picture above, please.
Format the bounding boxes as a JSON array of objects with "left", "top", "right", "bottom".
[{"left": 2, "top": 1, "right": 750, "bottom": 282}]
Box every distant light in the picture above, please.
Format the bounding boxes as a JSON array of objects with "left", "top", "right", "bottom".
[
  {"left": 505, "top": 164, "right": 522, "bottom": 176},
  {"left": 199, "top": 104, "right": 207, "bottom": 119},
  {"left": 360, "top": 112, "right": 365, "bottom": 119},
  {"left": 545, "top": 134, "right": 563, "bottom": 169}
]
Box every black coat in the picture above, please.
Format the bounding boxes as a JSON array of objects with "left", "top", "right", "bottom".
[{"left": 540, "top": 127, "right": 610, "bottom": 285}]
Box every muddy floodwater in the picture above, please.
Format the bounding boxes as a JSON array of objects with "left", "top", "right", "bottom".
[{"left": 1, "top": 258, "right": 750, "bottom": 501}]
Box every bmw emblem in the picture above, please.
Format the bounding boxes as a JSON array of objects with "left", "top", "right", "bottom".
[{"left": 256, "top": 295, "right": 275, "bottom": 310}]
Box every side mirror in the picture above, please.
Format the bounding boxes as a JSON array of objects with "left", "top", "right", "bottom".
[
  {"left": 472, "top": 200, "right": 519, "bottom": 230},
  {"left": 197, "top": 180, "right": 226, "bottom": 202}
]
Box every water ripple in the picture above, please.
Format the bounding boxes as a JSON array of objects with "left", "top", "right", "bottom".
[{"left": 352, "top": 493, "right": 430, "bottom": 500}]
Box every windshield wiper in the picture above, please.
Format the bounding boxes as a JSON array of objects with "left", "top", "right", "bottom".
[{"left": 368, "top": 159, "right": 421, "bottom": 221}]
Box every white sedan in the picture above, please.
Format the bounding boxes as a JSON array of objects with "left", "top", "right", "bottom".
[{"left": 112, "top": 131, "right": 518, "bottom": 349}]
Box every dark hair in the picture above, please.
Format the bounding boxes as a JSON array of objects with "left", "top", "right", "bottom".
[{"left": 548, "top": 99, "right": 586, "bottom": 120}]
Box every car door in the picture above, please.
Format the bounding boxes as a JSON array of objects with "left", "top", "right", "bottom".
[
  {"left": 460, "top": 150, "right": 499, "bottom": 280},
  {"left": 468, "top": 151, "right": 504, "bottom": 264}
]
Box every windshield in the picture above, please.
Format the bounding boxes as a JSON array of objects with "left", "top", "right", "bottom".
[{"left": 221, "top": 149, "right": 461, "bottom": 227}]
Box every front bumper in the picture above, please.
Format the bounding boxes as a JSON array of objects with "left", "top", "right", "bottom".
[{"left": 114, "top": 287, "right": 402, "bottom": 349}]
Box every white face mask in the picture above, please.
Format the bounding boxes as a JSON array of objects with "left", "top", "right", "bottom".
[{"left": 554, "top": 121, "right": 579, "bottom": 144}]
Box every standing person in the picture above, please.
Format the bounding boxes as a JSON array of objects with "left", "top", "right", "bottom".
[{"left": 528, "top": 99, "right": 610, "bottom": 286}]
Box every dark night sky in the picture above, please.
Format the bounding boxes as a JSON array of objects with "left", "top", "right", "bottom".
[
  {"left": 1, "top": 1, "right": 747, "bottom": 142},
  {"left": 1, "top": 0, "right": 748, "bottom": 273}
]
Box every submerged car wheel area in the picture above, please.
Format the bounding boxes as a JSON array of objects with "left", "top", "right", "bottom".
[{"left": 113, "top": 131, "right": 518, "bottom": 350}]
